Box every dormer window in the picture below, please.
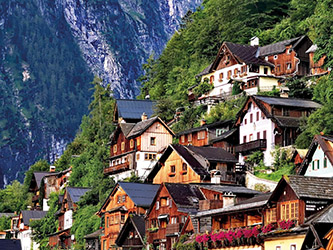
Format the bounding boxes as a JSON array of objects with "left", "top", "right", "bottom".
[
  {"left": 150, "top": 137, "right": 156, "bottom": 146},
  {"left": 130, "top": 139, "right": 134, "bottom": 148},
  {"left": 121, "top": 142, "right": 125, "bottom": 151},
  {"left": 113, "top": 145, "right": 117, "bottom": 153}
]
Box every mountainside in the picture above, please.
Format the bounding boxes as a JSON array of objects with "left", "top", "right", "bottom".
[{"left": 0, "top": 0, "right": 201, "bottom": 187}]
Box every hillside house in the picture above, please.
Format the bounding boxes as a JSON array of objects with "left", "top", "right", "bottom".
[
  {"left": 113, "top": 99, "right": 156, "bottom": 124},
  {"left": 84, "top": 229, "right": 103, "bottom": 250},
  {"left": 298, "top": 135, "right": 333, "bottom": 177},
  {"left": 190, "top": 36, "right": 313, "bottom": 107},
  {"left": 48, "top": 187, "right": 91, "bottom": 249},
  {"left": 97, "top": 182, "right": 159, "bottom": 250},
  {"left": 17, "top": 210, "right": 47, "bottom": 250},
  {"left": 146, "top": 144, "right": 238, "bottom": 184},
  {"left": 146, "top": 183, "right": 205, "bottom": 250},
  {"left": 235, "top": 95, "right": 321, "bottom": 166},
  {"left": 105, "top": 116, "right": 174, "bottom": 181},
  {"left": 29, "top": 171, "right": 53, "bottom": 209},
  {"left": 177, "top": 120, "right": 233, "bottom": 147},
  {"left": 306, "top": 44, "right": 330, "bottom": 76},
  {"left": 115, "top": 215, "right": 145, "bottom": 250}
]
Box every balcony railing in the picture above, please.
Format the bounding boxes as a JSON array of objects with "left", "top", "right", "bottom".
[
  {"left": 103, "top": 162, "right": 130, "bottom": 174},
  {"left": 166, "top": 223, "right": 183, "bottom": 236},
  {"left": 235, "top": 139, "right": 267, "bottom": 153}
]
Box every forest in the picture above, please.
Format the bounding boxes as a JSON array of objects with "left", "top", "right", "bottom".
[{"left": 0, "top": 0, "right": 332, "bottom": 249}]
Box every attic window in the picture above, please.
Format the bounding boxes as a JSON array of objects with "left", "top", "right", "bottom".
[
  {"left": 130, "top": 139, "right": 134, "bottom": 148},
  {"left": 121, "top": 142, "right": 125, "bottom": 151},
  {"left": 113, "top": 145, "right": 117, "bottom": 153},
  {"left": 286, "top": 62, "right": 292, "bottom": 70},
  {"left": 150, "top": 137, "right": 156, "bottom": 146},
  {"left": 274, "top": 55, "right": 278, "bottom": 60}
]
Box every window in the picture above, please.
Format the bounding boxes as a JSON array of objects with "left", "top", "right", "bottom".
[
  {"left": 171, "top": 216, "right": 178, "bottom": 224},
  {"left": 257, "top": 132, "right": 260, "bottom": 140},
  {"left": 274, "top": 55, "right": 278, "bottom": 60},
  {"left": 283, "top": 108, "right": 290, "bottom": 116},
  {"left": 117, "top": 196, "right": 122, "bottom": 203},
  {"left": 181, "top": 135, "right": 185, "bottom": 143},
  {"left": 137, "top": 138, "right": 140, "bottom": 146},
  {"left": 266, "top": 207, "right": 277, "bottom": 224},
  {"left": 250, "top": 114, "right": 253, "bottom": 123},
  {"left": 188, "top": 134, "right": 192, "bottom": 142},
  {"left": 170, "top": 165, "right": 176, "bottom": 173},
  {"left": 210, "top": 75, "right": 214, "bottom": 84},
  {"left": 121, "top": 215, "right": 125, "bottom": 223},
  {"left": 249, "top": 134, "right": 253, "bottom": 141},
  {"left": 290, "top": 244, "right": 296, "bottom": 250},
  {"left": 244, "top": 118, "right": 247, "bottom": 125},
  {"left": 276, "top": 64, "right": 281, "bottom": 73},
  {"left": 280, "top": 201, "right": 299, "bottom": 221},
  {"left": 263, "top": 130, "right": 267, "bottom": 139},
  {"left": 256, "top": 111, "right": 259, "bottom": 121},
  {"left": 150, "top": 137, "right": 156, "bottom": 146},
  {"left": 324, "top": 158, "right": 327, "bottom": 168},
  {"left": 113, "top": 145, "right": 117, "bottom": 153},
  {"left": 276, "top": 246, "right": 281, "bottom": 250},
  {"left": 241, "top": 65, "right": 247, "bottom": 73},
  {"left": 130, "top": 139, "right": 134, "bottom": 148},
  {"left": 136, "top": 153, "right": 140, "bottom": 160},
  {"left": 122, "top": 195, "right": 126, "bottom": 203},
  {"left": 243, "top": 136, "right": 246, "bottom": 143},
  {"left": 106, "top": 217, "right": 109, "bottom": 228},
  {"left": 160, "top": 220, "right": 167, "bottom": 228},
  {"left": 156, "top": 201, "right": 159, "bottom": 210},
  {"left": 161, "top": 197, "right": 169, "bottom": 207},
  {"left": 249, "top": 65, "right": 259, "bottom": 73},
  {"left": 312, "top": 161, "right": 315, "bottom": 170},
  {"left": 214, "top": 194, "right": 220, "bottom": 200},
  {"left": 264, "top": 67, "right": 268, "bottom": 74},
  {"left": 317, "top": 160, "right": 320, "bottom": 170},
  {"left": 234, "top": 68, "right": 238, "bottom": 75},
  {"left": 227, "top": 70, "right": 232, "bottom": 79},
  {"left": 219, "top": 73, "right": 223, "bottom": 81},
  {"left": 182, "top": 163, "right": 187, "bottom": 172},
  {"left": 121, "top": 142, "right": 125, "bottom": 151},
  {"left": 198, "top": 131, "right": 205, "bottom": 140},
  {"left": 145, "top": 153, "right": 157, "bottom": 160},
  {"left": 286, "top": 62, "right": 292, "bottom": 70}
]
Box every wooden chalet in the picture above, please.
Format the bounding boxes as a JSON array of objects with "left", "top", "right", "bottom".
[
  {"left": 29, "top": 171, "right": 52, "bottom": 209},
  {"left": 235, "top": 95, "right": 321, "bottom": 166},
  {"left": 105, "top": 116, "right": 174, "bottom": 181},
  {"left": 177, "top": 120, "right": 233, "bottom": 147},
  {"left": 146, "top": 183, "right": 205, "bottom": 250},
  {"left": 113, "top": 99, "right": 156, "bottom": 124},
  {"left": 17, "top": 210, "right": 47, "bottom": 250},
  {"left": 115, "top": 215, "right": 145, "bottom": 250},
  {"left": 306, "top": 44, "right": 330, "bottom": 76},
  {"left": 210, "top": 128, "right": 239, "bottom": 155},
  {"left": 48, "top": 187, "right": 91, "bottom": 249},
  {"left": 146, "top": 144, "right": 239, "bottom": 184},
  {"left": 298, "top": 134, "right": 333, "bottom": 177},
  {"left": 97, "top": 182, "right": 159, "bottom": 250},
  {"left": 291, "top": 148, "right": 308, "bottom": 174}
]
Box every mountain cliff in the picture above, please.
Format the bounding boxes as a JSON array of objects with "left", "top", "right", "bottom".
[{"left": 0, "top": 0, "right": 201, "bottom": 187}]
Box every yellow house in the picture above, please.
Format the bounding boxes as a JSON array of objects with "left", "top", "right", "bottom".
[{"left": 264, "top": 230, "right": 307, "bottom": 250}]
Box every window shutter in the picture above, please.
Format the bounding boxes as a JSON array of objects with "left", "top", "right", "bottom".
[
  {"left": 166, "top": 198, "right": 169, "bottom": 206},
  {"left": 156, "top": 201, "right": 159, "bottom": 210}
]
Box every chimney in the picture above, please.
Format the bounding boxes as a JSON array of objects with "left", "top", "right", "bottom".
[
  {"left": 200, "top": 119, "right": 206, "bottom": 126},
  {"left": 50, "top": 165, "right": 56, "bottom": 172},
  {"left": 250, "top": 36, "right": 259, "bottom": 46},
  {"left": 141, "top": 112, "right": 148, "bottom": 121}
]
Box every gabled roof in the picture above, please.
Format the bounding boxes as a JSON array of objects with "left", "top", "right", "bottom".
[
  {"left": 187, "top": 145, "right": 238, "bottom": 163},
  {"left": 269, "top": 175, "right": 333, "bottom": 202},
  {"left": 115, "top": 215, "right": 145, "bottom": 247},
  {"left": 0, "top": 239, "right": 22, "bottom": 250},
  {"left": 32, "top": 172, "right": 55, "bottom": 189},
  {"left": 210, "top": 128, "right": 238, "bottom": 144},
  {"left": 197, "top": 184, "right": 262, "bottom": 196},
  {"left": 259, "top": 36, "right": 307, "bottom": 56},
  {"left": 84, "top": 229, "right": 103, "bottom": 239},
  {"left": 176, "top": 120, "right": 232, "bottom": 136},
  {"left": 66, "top": 187, "right": 92, "bottom": 204},
  {"left": 165, "top": 183, "right": 205, "bottom": 208},
  {"left": 299, "top": 135, "right": 333, "bottom": 175},
  {"left": 21, "top": 210, "right": 47, "bottom": 226},
  {"left": 115, "top": 99, "right": 156, "bottom": 120},
  {"left": 254, "top": 95, "right": 322, "bottom": 109}
]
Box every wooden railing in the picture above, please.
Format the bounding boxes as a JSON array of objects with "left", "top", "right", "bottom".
[
  {"left": 235, "top": 139, "right": 267, "bottom": 153},
  {"left": 199, "top": 200, "right": 223, "bottom": 211},
  {"left": 166, "top": 223, "right": 183, "bottom": 236},
  {"left": 103, "top": 162, "right": 130, "bottom": 174}
]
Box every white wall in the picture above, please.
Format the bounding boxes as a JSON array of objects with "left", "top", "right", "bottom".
[
  {"left": 43, "top": 198, "right": 50, "bottom": 211},
  {"left": 64, "top": 210, "right": 73, "bottom": 230},
  {"left": 238, "top": 103, "right": 275, "bottom": 166},
  {"left": 18, "top": 229, "right": 39, "bottom": 250},
  {"left": 305, "top": 145, "right": 333, "bottom": 177}
]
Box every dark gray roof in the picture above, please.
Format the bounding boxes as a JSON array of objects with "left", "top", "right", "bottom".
[
  {"left": 177, "top": 120, "right": 232, "bottom": 136},
  {"left": 0, "top": 239, "right": 22, "bottom": 250},
  {"left": 33, "top": 172, "right": 53, "bottom": 189},
  {"left": 225, "top": 42, "right": 273, "bottom": 67},
  {"left": 198, "top": 184, "right": 262, "bottom": 196},
  {"left": 273, "top": 116, "right": 302, "bottom": 128},
  {"left": 21, "top": 210, "right": 47, "bottom": 226},
  {"left": 254, "top": 95, "right": 321, "bottom": 109},
  {"left": 66, "top": 187, "right": 92, "bottom": 204},
  {"left": 119, "top": 123, "right": 135, "bottom": 137},
  {"left": 210, "top": 129, "right": 238, "bottom": 143},
  {"left": 119, "top": 182, "right": 159, "bottom": 208},
  {"left": 187, "top": 145, "right": 238, "bottom": 163},
  {"left": 131, "top": 215, "right": 145, "bottom": 240},
  {"left": 115, "top": 215, "right": 145, "bottom": 247},
  {"left": 165, "top": 183, "right": 205, "bottom": 208},
  {"left": 259, "top": 36, "right": 303, "bottom": 56},
  {"left": 116, "top": 99, "right": 156, "bottom": 120},
  {"left": 84, "top": 229, "right": 103, "bottom": 239},
  {"left": 287, "top": 175, "right": 333, "bottom": 200},
  {"left": 127, "top": 117, "right": 160, "bottom": 138}
]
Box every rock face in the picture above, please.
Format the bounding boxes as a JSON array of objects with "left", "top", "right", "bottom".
[{"left": 0, "top": 0, "right": 201, "bottom": 186}]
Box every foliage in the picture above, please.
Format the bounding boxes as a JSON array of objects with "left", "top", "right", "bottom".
[
  {"left": 193, "top": 81, "right": 214, "bottom": 97},
  {"left": 204, "top": 96, "right": 247, "bottom": 124},
  {"left": 245, "top": 151, "right": 264, "bottom": 166},
  {"left": 257, "top": 86, "right": 280, "bottom": 97},
  {"left": 23, "top": 160, "right": 50, "bottom": 193},
  {"left": 285, "top": 77, "right": 313, "bottom": 99},
  {"left": 0, "top": 215, "right": 11, "bottom": 231},
  {"left": 255, "top": 166, "right": 294, "bottom": 182},
  {"left": 0, "top": 180, "right": 31, "bottom": 212},
  {"left": 254, "top": 183, "right": 270, "bottom": 193},
  {"left": 232, "top": 82, "right": 242, "bottom": 95},
  {"left": 272, "top": 146, "right": 294, "bottom": 171},
  {"left": 153, "top": 97, "right": 179, "bottom": 122},
  {"left": 31, "top": 192, "right": 60, "bottom": 249}
]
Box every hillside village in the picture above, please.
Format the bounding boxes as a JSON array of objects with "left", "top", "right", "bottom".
[{"left": 0, "top": 31, "right": 332, "bottom": 250}]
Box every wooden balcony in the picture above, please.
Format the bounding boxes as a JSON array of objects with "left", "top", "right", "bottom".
[
  {"left": 103, "top": 162, "right": 130, "bottom": 175},
  {"left": 235, "top": 139, "right": 267, "bottom": 153},
  {"left": 166, "top": 223, "right": 183, "bottom": 236},
  {"left": 199, "top": 200, "right": 223, "bottom": 211}
]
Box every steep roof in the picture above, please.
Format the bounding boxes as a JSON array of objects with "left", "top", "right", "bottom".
[
  {"left": 118, "top": 182, "right": 160, "bottom": 208},
  {"left": 299, "top": 135, "right": 333, "bottom": 175},
  {"left": 115, "top": 215, "right": 145, "bottom": 247},
  {"left": 21, "top": 210, "right": 47, "bottom": 226},
  {"left": 177, "top": 120, "right": 232, "bottom": 136},
  {"left": 66, "top": 187, "right": 92, "bottom": 204},
  {"left": 254, "top": 95, "right": 322, "bottom": 109},
  {"left": 33, "top": 172, "right": 54, "bottom": 189},
  {"left": 197, "top": 184, "right": 262, "bottom": 196},
  {"left": 259, "top": 36, "right": 305, "bottom": 56},
  {"left": 115, "top": 99, "right": 156, "bottom": 120},
  {"left": 165, "top": 183, "right": 205, "bottom": 208},
  {"left": 0, "top": 239, "right": 22, "bottom": 250},
  {"left": 84, "top": 229, "right": 103, "bottom": 239},
  {"left": 187, "top": 145, "right": 238, "bottom": 163},
  {"left": 210, "top": 128, "right": 238, "bottom": 144}
]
